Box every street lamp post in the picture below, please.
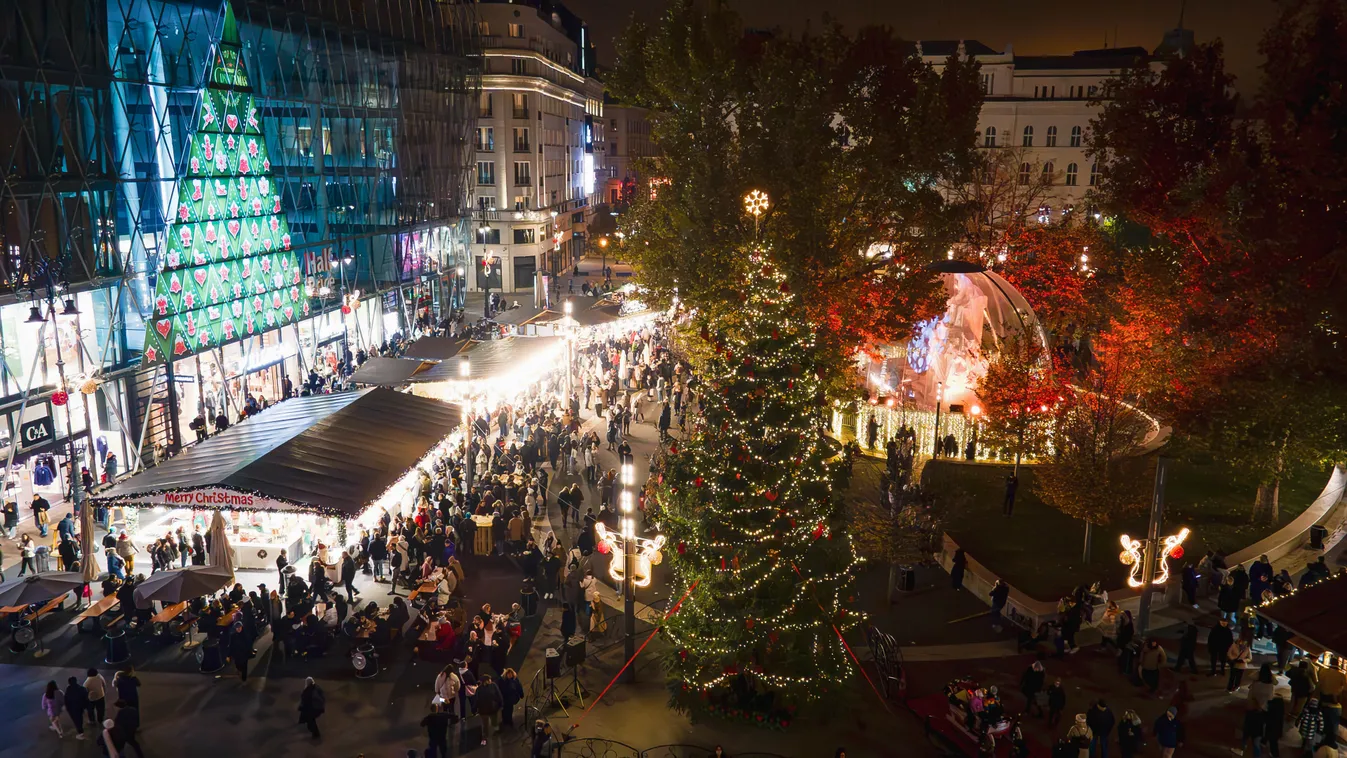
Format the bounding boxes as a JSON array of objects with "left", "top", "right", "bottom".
[
  {"left": 620, "top": 461, "right": 636, "bottom": 683},
  {"left": 28, "top": 292, "right": 83, "bottom": 512},
  {"left": 932, "top": 382, "right": 944, "bottom": 457},
  {"left": 563, "top": 299, "right": 575, "bottom": 403}
]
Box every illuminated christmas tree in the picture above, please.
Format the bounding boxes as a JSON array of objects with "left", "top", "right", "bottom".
[
  {"left": 659, "top": 254, "right": 862, "bottom": 723},
  {"left": 143, "top": 5, "right": 305, "bottom": 364}
]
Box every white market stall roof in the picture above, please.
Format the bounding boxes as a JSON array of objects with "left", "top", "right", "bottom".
[
  {"left": 414, "top": 336, "right": 564, "bottom": 383},
  {"left": 349, "top": 356, "right": 437, "bottom": 386},
  {"left": 89, "top": 388, "right": 460, "bottom": 518}
]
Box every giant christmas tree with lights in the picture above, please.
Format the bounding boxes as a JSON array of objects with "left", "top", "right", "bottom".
[
  {"left": 142, "top": 4, "right": 305, "bottom": 364},
  {"left": 659, "top": 253, "right": 862, "bottom": 723}
]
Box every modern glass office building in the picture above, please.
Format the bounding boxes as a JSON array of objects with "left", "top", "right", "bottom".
[{"left": 0, "top": 0, "right": 479, "bottom": 495}]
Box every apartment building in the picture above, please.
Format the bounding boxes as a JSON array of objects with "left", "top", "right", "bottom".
[{"left": 470, "top": 0, "right": 605, "bottom": 295}]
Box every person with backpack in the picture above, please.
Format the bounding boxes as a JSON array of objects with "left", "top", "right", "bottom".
[{"left": 474, "top": 673, "right": 504, "bottom": 746}]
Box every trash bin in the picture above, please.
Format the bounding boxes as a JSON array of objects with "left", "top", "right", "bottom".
[
  {"left": 10, "top": 619, "right": 34, "bottom": 653},
  {"left": 196, "top": 637, "right": 224, "bottom": 673},
  {"left": 1310, "top": 524, "right": 1328, "bottom": 550},
  {"left": 34, "top": 546, "right": 51, "bottom": 573},
  {"left": 104, "top": 629, "right": 130, "bottom": 665},
  {"left": 897, "top": 566, "right": 916, "bottom": 592},
  {"left": 353, "top": 643, "right": 379, "bottom": 679},
  {"left": 520, "top": 588, "right": 539, "bottom": 617}
]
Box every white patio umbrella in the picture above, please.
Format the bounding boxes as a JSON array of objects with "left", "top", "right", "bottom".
[
  {"left": 0, "top": 572, "right": 85, "bottom": 607},
  {"left": 206, "top": 510, "right": 236, "bottom": 579},
  {"left": 133, "top": 565, "right": 234, "bottom": 605}
]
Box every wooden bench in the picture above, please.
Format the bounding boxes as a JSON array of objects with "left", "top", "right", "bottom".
[
  {"left": 70, "top": 595, "right": 120, "bottom": 634},
  {"left": 24, "top": 593, "right": 67, "bottom": 623}
]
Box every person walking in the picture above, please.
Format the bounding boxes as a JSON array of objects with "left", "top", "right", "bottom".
[
  {"left": 1117, "top": 710, "right": 1144, "bottom": 758},
  {"left": 1208, "top": 618, "right": 1234, "bottom": 676},
  {"left": 475, "top": 673, "right": 503, "bottom": 746},
  {"left": 1020, "top": 661, "right": 1046, "bottom": 717},
  {"left": 1228, "top": 637, "right": 1253, "bottom": 693},
  {"left": 1298, "top": 699, "right": 1326, "bottom": 753},
  {"left": 228, "top": 621, "right": 254, "bottom": 682},
  {"left": 276, "top": 548, "right": 289, "bottom": 589},
  {"left": 113, "top": 699, "right": 145, "bottom": 758},
  {"left": 41, "top": 680, "right": 66, "bottom": 738},
  {"left": 1087, "top": 700, "right": 1116, "bottom": 758},
  {"left": 989, "top": 579, "right": 1011, "bottom": 632},
  {"left": 112, "top": 668, "right": 141, "bottom": 709},
  {"left": 499, "top": 668, "right": 524, "bottom": 730},
  {"left": 63, "top": 676, "right": 89, "bottom": 741},
  {"left": 950, "top": 549, "right": 967, "bottom": 591},
  {"left": 1153, "top": 707, "right": 1185, "bottom": 758},
  {"left": 1047, "top": 679, "right": 1068, "bottom": 727},
  {"left": 18, "top": 534, "right": 37, "bottom": 576},
  {"left": 1175, "top": 624, "right": 1200, "bottom": 674},
  {"left": 84, "top": 668, "right": 108, "bottom": 727},
  {"left": 421, "top": 701, "right": 452, "bottom": 758},
  {"left": 1140, "top": 639, "right": 1168, "bottom": 695},
  {"left": 1065, "top": 714, "right": 1093, "bottom": 758},
  {"left": 298, "top": 677, "right": 325, "bottom": 739},
  {"left": 340, "top": 550, "right": 358, "bottom": 603}
]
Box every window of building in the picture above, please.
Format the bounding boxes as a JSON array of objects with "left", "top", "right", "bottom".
[
  {"left": 1042, "top": 162, "right": 1054, "bottom": 184},
  {"left": 1070, "top": 126, "right": 1083, "bottom": 147},
  {"left": 514, "top": 161, "right": 531, "bottom": 186},
  {"left": 476, "top": 127, "right": 494, "bottom": 151},
  {"left": 479, "top": 93, "right": 492, "bottom": 118},
  {"left": 508, "top": 23, "right": 524, "bottom": 38},
  {"left": 477, "top": 161, "right": 495, "bottom": 185},
  {"left": 513, "top": 228, "right": 535, "bottom": 244},
  {"left": 1018, "top": 162, "right": 1031, "bottom": 186},
  {"left": 983, "top": 126, "right": 997, "bottom": 148},
  {"left": 981, "top": 73, "right": 994, "bottom": 94},
  {"left": 511, "top": 58, "right": 528, "bottom": 75},
  {"left": 513, "top": 128, "right": 529, "bottom": 153},
  {"left": 1045, "top": 126, "right": 1057, "bottom": 147},
  {"left": 1022, "top": 126, "right": 1033, "bottom": 147},
  {"left": 477, "top": 226, "right": 500, "bottom": 244},
  {"left": 477, "top": 21, "right": 490, "bottom": 36},
  {"left": 1089, "top": 162, "right": 1099, "bottom": 186},
  {"left": 1087, "top": 85, "right": 1099, "bottom": 97},
  {"left": 1065, "top": 162, "right": 1078, "bottom": 186},
  {"left": 512, "top": 93, "right": 528, "bottom": 119}
]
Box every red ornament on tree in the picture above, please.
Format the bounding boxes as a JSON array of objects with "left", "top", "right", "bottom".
[
  {"left": 341, "top": 304, "right": 352, "bottom": 315},
  {"left": 1169, "top": 545, "right": 1185, "bottom": 560},
  {"left": 676, "top": 541, "right": 686, "bottom": 555},
  {"left": 694, "top": 476, "right": 704, "bottom": 487},
  {"left": 812, "top": 522, "right": 826, "bottom": 540},
  {"left": 51, "top": 391, "right": 69, "bottom": 407}
]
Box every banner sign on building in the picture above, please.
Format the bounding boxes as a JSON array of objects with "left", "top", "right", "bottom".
[
  {"left": 19, "top": 416, "right": 55, "bottom": 451},
  {"left": 142, "top": 5, "right": 304, "bottom": 364},
  {"left": 97, "top": 487, "right": 302, "bottom": 513}
]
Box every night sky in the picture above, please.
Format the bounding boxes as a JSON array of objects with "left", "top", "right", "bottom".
[{"left": 567, "top": 0, "right": 1275, "bottom": 92}]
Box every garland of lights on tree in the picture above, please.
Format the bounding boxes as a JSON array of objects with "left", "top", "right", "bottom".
[
  {"left": 658, "top": 253, "right": 863, "bottom": 724},
  {"left": 143, "top": 5, "right": 305, "bottom": 364}
]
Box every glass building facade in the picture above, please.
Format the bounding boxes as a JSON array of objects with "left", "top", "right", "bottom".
[{"left": 0, "top": 0, "right": 479, "bottom": 497}]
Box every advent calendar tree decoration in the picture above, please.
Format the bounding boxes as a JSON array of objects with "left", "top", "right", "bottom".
[
  {"left": 142, "top": 5, "right": 305, "bottom": 364},
  {"left": 658, "top": 252, "right": 862, "bottom": 720}
]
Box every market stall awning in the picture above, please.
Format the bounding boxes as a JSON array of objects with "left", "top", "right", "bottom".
[
  {"left": 90, "top": 388, "right": 460, "bottom": 518},
  {"left": 491, "top": 305, "right": 548, "bottom": 326},
  {"left": 523, "top": 302, "right": 648, "bottom": 329},
  {"left": 413, "top": 336, "right": 564, "bottom": 383},
  {"left": 1254, "top": 573, "right": 1347, "bottom": 658},
  {"left": 403, "top": 336, "right": 467, "bottom": 360},
  {"left": 349, "top": 356, "right": 436, "bottom": 387}
]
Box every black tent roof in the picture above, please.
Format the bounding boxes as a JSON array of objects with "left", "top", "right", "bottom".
[
  {"left": 403, "top": 336, "right": 468, "bottom": 360},
  {"left": 349, "top": 356, "right": 436, "bottom": 386},
  {"left": 91, "top": 388, "right": 460, "bottom": 517},
  {"left": 1255, "top": 572, "right": 1347, "bottom": 658}
]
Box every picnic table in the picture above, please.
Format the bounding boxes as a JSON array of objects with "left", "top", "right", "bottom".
[
  {"left": 150, "top": 601, "right": 188, "bottom": 624},
  {"left": 70, "top": 594, "right": 120, "bottom": 633},
  {"left": 407, "top": 581, "right": 437, "bottom": 604}
]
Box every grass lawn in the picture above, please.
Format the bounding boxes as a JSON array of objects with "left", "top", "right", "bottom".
[{"left": 922, "top": 456, "right": 1331, "bottom": 600}]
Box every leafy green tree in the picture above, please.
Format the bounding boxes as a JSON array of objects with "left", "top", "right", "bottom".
[{"left": 608, "top": 1, "right": 983, "bottom": 376}]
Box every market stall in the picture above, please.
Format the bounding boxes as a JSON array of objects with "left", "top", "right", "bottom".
[
  {"left": 1253, "top": 571, "right": 1347, "bottom": 660},
  {"left": 89, "top": 388, "right": 462, "bottom": 571}
]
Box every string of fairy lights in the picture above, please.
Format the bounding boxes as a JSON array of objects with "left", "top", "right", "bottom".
[{"left": 660, "top": 244, "right": 864, "bottom": 703}]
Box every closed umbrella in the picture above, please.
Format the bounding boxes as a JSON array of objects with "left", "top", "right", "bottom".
[
  {"left": 132, "top": 565, "right": 234, "bottom": 605},
  {"left": 80, "top": 505, "right": 99, "bottom": 584},
  {"left": 0, "top": 572, "right": 85, "bottom": 607},
  {"left": 207, "top": 510, "right": 236, "bottom": 578}
]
